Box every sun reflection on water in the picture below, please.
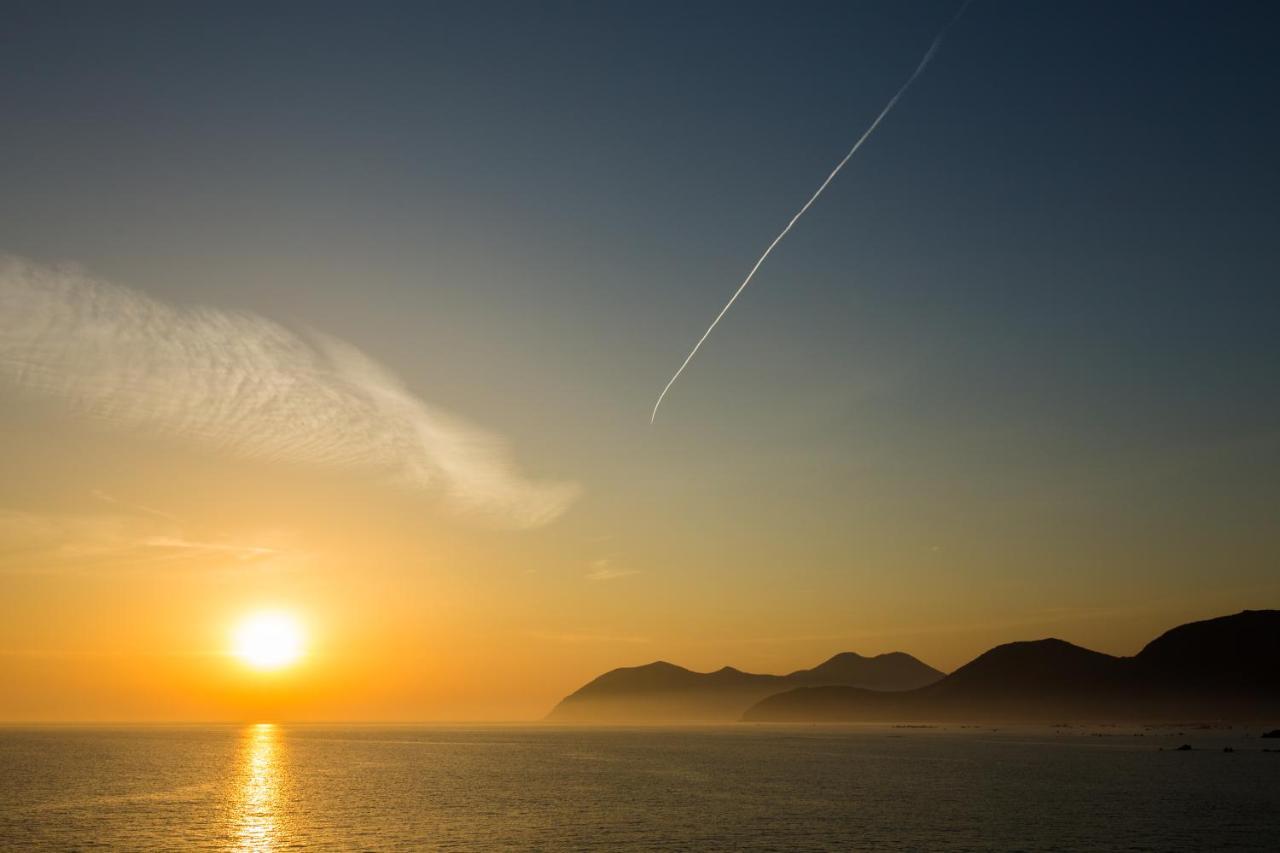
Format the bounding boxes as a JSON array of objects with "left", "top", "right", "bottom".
[{"left": 237, "top": 723, "right": 281, "bottom": 852}]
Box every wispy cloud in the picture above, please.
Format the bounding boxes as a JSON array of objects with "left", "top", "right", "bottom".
[
  {"left": 584, "top": 558, "right": 639, "bottom": 582},
  {"left": 0, "top": 507, "right": 289, "bottom": 574},
  {"left": 135, "top": 535, "right": 279, "bottom": 559},
  {"left": 0, "top": 255, "right": 578, "bottom": 528},
  {"left": 90, "top": 489, "right": 182, "bottom": 525},
  {"left": 528, "top": 630, "right": 650, "bottom": 645}
]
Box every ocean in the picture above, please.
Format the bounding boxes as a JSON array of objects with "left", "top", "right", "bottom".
[{"left": 2, "top": 723, "right": 1277, "bottom": 850}]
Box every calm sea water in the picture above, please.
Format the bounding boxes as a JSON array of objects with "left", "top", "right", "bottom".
[{"left": 2, "top": 724, "right": 1277, "bottom": 851}]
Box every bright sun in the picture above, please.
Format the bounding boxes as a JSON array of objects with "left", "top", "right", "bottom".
[{"left": 232, "top": 611, "right": 305, "bottom": 670}]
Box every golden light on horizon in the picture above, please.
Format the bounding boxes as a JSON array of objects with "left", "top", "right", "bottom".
[{"left": 232, "top": 611, "right": 306, "bottom": 671}]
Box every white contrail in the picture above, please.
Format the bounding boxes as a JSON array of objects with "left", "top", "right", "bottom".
[{"left": 651, "top": 1, "right": 972, "bottom": 423}]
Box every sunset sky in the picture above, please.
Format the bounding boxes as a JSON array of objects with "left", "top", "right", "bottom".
[{"left": 2, "top": 1, "right": 1278, "bottom": 721}]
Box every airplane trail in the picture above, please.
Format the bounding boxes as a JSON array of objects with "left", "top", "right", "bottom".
[{"left": 651, "top": 1, "right": 972, "bottom": 424}]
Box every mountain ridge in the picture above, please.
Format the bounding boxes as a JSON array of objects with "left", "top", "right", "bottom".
[
  {"left": 742, "top": 610, "right": 1280, "bottom": 722},
  {"left": 546, "top": 650, "right": 944, "bottom": 722}
]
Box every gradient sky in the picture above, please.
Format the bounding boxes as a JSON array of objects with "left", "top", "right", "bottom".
[{"left": 2, "top": 1, "right": 1278, "bottom": 720}]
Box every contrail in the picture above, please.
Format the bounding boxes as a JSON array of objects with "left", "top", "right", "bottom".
[{"left": 651, "top": 0, "right": 973, "bottom": 423}]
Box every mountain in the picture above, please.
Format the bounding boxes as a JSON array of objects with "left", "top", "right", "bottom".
[
  {"left": 800, "top": 651, "right": 948, "bottom": 691},
  {"left": 546, "top": 652, "right": 944, "bottom": 722},
  {"left": 1133, "top": 609, "right": 1280, "bottom": 686},
  {"left": 742, "top": 610, "right": 1280, "bottom": 722}
]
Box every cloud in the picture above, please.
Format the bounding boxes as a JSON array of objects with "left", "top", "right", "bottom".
[
  {"left": 528, "top": 630, "right": 650, "bottom": 645},
  {"left": 0, "top": 255, "right": 578, "bottom": 528},
  {"left": 584, "top": 558, "right": 639, "bottom": 581},
  {"left": 134, "top": 535, "right": 279, "bottom": 559},
  {"left": 90, "top": 489, "right": 182, "bottom": 525},
  {"left": 0, "top": 507, "right": 289, "bottom": 574}
]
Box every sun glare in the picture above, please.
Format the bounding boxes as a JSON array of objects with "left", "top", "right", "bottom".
[{"left": 232, "top": 611, "right": 305, "bottom": 671}]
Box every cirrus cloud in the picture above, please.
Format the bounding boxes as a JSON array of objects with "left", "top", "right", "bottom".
[{"left": 0, "top": 255, "right": 578, "bottom": 528}]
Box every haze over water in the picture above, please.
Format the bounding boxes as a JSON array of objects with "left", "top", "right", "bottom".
[{"left": 3, "top": 724, "right": 1277, "bottom": 851}]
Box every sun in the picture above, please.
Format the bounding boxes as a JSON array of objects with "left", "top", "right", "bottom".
[{"left": 232, "top": 611, "right": 305, "bottom": 671}]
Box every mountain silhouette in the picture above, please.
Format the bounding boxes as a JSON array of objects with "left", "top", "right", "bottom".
[
  {"left": 546, "top": 651, "right": 943, "bottom": 722},
  {"left": 742, "top": 610, "right": 1280, "bottom": 722},
  {"left": 1133, "top": 609, "right": 1279, "bottom": 686}
]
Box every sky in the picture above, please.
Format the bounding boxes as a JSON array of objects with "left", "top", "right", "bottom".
[{"left": 2, "top": 0, "right": 1278, "bottom": 721}]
